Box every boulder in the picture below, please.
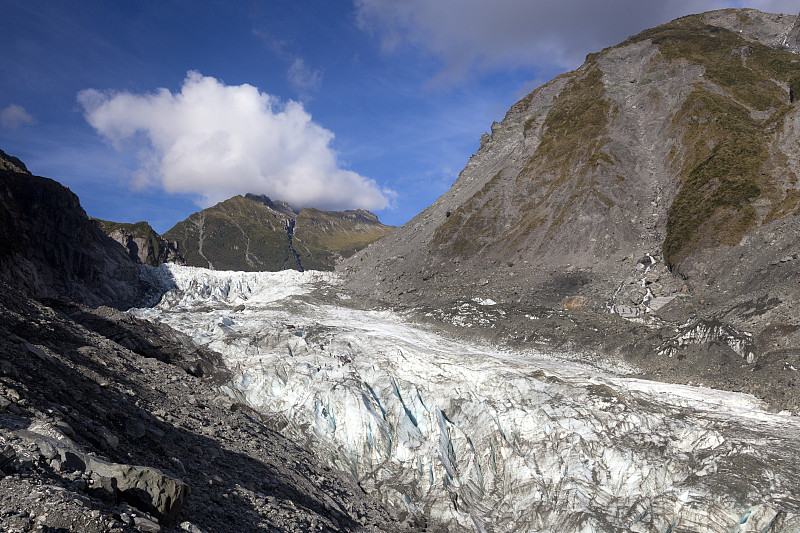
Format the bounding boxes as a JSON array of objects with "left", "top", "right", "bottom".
[{"left": 19, "top": 421, "right": 188, "bottom": 525}]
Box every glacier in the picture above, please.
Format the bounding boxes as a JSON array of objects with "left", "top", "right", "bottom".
[{"left": 133, "top": 264, "right": 800, "bottom": 532}]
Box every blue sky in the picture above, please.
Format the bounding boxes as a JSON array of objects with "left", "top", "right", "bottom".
[{"left": 2, "top": 0, "right": 798, "bottom": 233}]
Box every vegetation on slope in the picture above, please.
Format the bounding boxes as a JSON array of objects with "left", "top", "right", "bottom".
[
  {"left": 431, "top": 58, "right": 617, "bottom": 256},
  {"left": 293, "top": 208, "right": 393, "bottom": 271},
  {"left": 163, "top": 196, "right": 392, "bottom": 272},
  {"left": 630, "top": 14, "right": 800, "bottom": 266},
  {"left": 524, "top": 63, "right": 614, "bottom": 175},
  {"left": 163, "top": 196, "right": 298, "bottom": 272},
  {"left": 430, "top": 173, "right": 503, "bottom": 257},
  {"left": 432, "top": 11, "right": 800, "bottom": 269}
]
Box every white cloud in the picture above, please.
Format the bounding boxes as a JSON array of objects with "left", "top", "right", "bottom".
[
  {"left": 288, "top": 57, "right": 323, "bottom": 93},
  {"left": 355, "top": 0, "right": 795, "bottom": 81},
  {"left": 0, "top": 104, "right": 36, "bottom": 130},
  {"left": 78, "top": 71, "right": 392, "bottom": 211}
]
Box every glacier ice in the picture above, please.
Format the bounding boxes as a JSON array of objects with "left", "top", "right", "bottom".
[{"left": 133, "top": 264, "right": 800, "bottom": 532}]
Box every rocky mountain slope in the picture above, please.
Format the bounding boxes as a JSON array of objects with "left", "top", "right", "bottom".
[
  {"left": 342, "top": 8, "right": 800, "bottom": 410},
  {"left": 162, "top": 194, "right": 392, "bottom": 272},
  {"left": 293, "top": 207, "right": 393, "bottom": 271},
  {"left": 94, "top": 219, "right": 184, "bottom": 267},
  {"left": 0, "top": 150, "right": 159, "bottom": 309}
]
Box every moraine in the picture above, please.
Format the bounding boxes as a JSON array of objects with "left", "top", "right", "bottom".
[{"left": 134, "top": 264, "right": 800, "bottom": 532}]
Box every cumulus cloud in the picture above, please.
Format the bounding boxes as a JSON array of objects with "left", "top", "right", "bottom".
[
  {"left": 0, "top": 104, "right": 36, "bottom": 131},
  {"left": 355, "top": 0, "right": 792, "bottom": 81},
  {"left": 78, "top": 71, "right": 392, "bottom": 210}
]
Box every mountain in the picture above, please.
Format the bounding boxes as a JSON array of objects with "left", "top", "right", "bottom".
[
  {"left": 342, "top": 9, "right": 800, "bottom": 409},
  {"left": 5, "top": 9, "right": 800, "bottom": 530},
  {"left": 163, "top": 193, "right": 393, "bottom": 272},
  {"left": 93, "top": 218, "right": 184, "bottom": 266},
  {"left": 0, "top": 150, "right": 159, "bottom": 308}
]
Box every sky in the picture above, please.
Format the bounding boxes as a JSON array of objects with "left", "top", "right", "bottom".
[{"left": 2, "top": 0, "right": 799, "bottom": 233}]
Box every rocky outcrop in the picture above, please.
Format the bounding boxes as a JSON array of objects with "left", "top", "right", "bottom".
[
  {"left": 15, "top": 420, "right": 188, "bottom": 525},
  {"left": 94, "top": 219, "right": 184, "bottom": 267},
  {"left": 0, "top": 149, "right": 29, "bottom": 174},
  {"left": 0, "top": 151, "right": 159, "bottom": 308},
  {"left": 163, "top": 194, "right": 392, "bottom": 272},
  {"left": 293, "top": 208, "right": 394, "bottom": 271}
]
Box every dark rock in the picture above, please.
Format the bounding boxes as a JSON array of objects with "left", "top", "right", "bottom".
[
  {"left": 85, "top": 456, "right": 188, "bottom": 526},
  {"left": 125, "top": 421, "right": 146, "bottom": 441},
  {"left": 0, "top": 151, "right": 164, "bottom": 309},
  {"left": 0, "top": 445, "right": 16, "bottom": 471}
]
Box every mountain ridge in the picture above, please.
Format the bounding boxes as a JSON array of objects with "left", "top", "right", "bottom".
[{"left": 93, "top": 218, "right": 185, "bottom": 267}]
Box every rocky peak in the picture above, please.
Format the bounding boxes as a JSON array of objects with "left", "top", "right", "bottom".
[
  {"left": 341, "top": 209, "right": 381, "bottom": 223},
  {"left": 93, "top": 219, "right": 185, "bottom": 267},
  {"left": 700, "top": 8, "right": 799, "bottom": 50},
  {"left": 0, "top": 149, "right": 30, "bottom": 175}
]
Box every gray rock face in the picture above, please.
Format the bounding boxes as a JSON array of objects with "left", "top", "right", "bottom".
[
  {"left": 786, "top": 13, "right": 800, "bottom": 52},
  {"left": 94, "top": 219, "right": 185, "bottom": 267}
]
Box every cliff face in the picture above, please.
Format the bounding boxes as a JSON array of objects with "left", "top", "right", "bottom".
[
  {"left": 163, "top": 194, "right": 392, "bottom": 272},
  {"left": 94, "top": 219, "right": 184, "bottom": 267},
  {"left": 0, "top": 151, "right": 156, "bottom": 308},
  {"left": 342, "top": 9, "right": 800, "bottom": 387}
]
